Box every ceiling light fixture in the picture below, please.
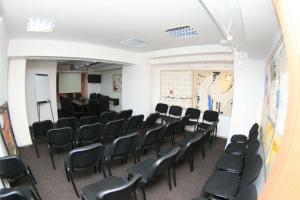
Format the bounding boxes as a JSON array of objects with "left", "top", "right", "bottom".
[
  {"left": 165, "top": 25, "right": 199, "bottom": 38},
  {"left": 121, "top": 38, "right": 148, "bottom": 47},
  {"left": 27, "top": 18, "right": 57, "bottom": 32}
]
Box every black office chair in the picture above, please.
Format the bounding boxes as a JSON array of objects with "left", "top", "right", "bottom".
[
  {"left": 32, "top": 120, "right": 53, "bottom": 158},
  {"left": 60, "top": 96, "right": 83, "bottom": 118},
  {"left": 103, "top": 119, "right": 125, "bottom": 142},
  {"left": 64, "top": 143, "right": 106, "bottom": 197},
  {"left": 198, "top": 110, "right": 219, "bottom": 143},
  {"left": 47, "top": 127, "right": 74, "bottom": 169},
  {"left": 0, "top": 187, "right": 38, "bottom": 200},
  {"left": 155, "top": 103, "right": 168, "bottom": 124},
  {"left": 203, "top": 155, "right": 262, "bottom": 200},
  {"left": 216, "top": 140, "right": 260, "bottom": 175},
  {"left": 78, "top": 123, "right": 104, "bottom": 147},
  {"left": 123, "top": 114, "right": 144, "bottom": 134},
  {"left": 127, "top": 146, "right": 181, "bottom": 200},
  {"left": 192, "top": 184, "right": 257, "bottom": 200},
  {"left": 57, "top": 117, "right": 78, "bottom": 140},
  {"left": 96, "top": 93, "right": 103, "bottom": 100},
  {"left": 98, "top": 99, "right": 110, "bottom": 114},
  {"left": 185, "top": 108, "right": 201, "bottom": 131},
  {"left": 81, "top": 174, "right": 142, "bottom": 200},
  {"left": 104, "top": 133, "right": 139, "bottom": 176},
  {"left": 98, "top": 112, "right": 117, "bottom": 125},
  {"left": 88, "top": 100, "right": 99, "bottom": 116},
  {"left": 90, "top": 93, "right": 97, "bottom": 100},
  {"left": 160, "top": 121, "right": 179, "bottom": 145},
  {"left": 0, "top": 156, "right": 41, "bottom": 200},
  {"left": 162, "top": 105, "right": 182, "bottom": 124},
  {"left": 80, "top": 115, "right": 98, "bottom": 126},
  {"left": 116, "top": 109, "right": 133, "bottom": 120},
  {"left": 159, "top": 134, "right": 202, "bottom": 173},
  {"left": 141, "top": 113, "right": 159, "bottom": 134},
  {"left": 177, "top": 115, "right": 190, "bottom": 136},
  {"left": 136, "top": 126, "right": 163, "bottom": 161},
  {"left": 230, "top": 123, "right": 259, "bottom": 144},
  {"left": 225, "top": 130, "right": 259, "bottom": 156}
]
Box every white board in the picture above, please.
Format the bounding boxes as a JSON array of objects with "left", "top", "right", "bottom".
[
  {"left": 35, "top": 74, "right": 51, "bottom": 102},
  {"left": 58, "top": 72, "right": 81, "bottom": 93}
]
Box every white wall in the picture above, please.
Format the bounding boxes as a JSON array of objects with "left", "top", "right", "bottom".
[
  {"left": 0, "top": 18, "right": 9, "bottom": 158},
  {"left": 26, "top": 61, "right": 58, "bottom": 125},
  {"left": 8, "top": 59, "right": 32, "bottom": 147},
  {"left": 122, "top": 60, "right": 151, "bottom": 116},
  {"left": 99, "top": 69, "right": 122, "bottom": 112},
  {"left": 228, "top": 54, "right": 265, "bottom": 143}
]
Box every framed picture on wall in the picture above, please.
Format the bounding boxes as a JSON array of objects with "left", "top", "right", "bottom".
[
  {"left": 113, "top": 74, "right": 122, "bottom": 92},
  {"left": 0, "top": 103, "right": 18, "bottom": 156}
]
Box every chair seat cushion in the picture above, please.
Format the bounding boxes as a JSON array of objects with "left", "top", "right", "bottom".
[
  {"left": 127, "top": 159, "right": 156, "bottom": 183},
  {"left": 216, "top": 154, "right": 244, "bottom": 174},
  {"left": 162, "top": 116, "right": 179, "bottom": 124},
  {"left": 81, "top": 176, "right": 126, "bottom": 200},
  {"left": 231, "top": 135, "right": 248, "bottom": 143},
  {"left": 158, "top": 145, "right": 178, "bottom": 157},
  {"left": 203, "top": 171, "right": 240, "bottom": 199},
  {"left": 225, "top": 143, "right": 247, "bottom": 156},
  {"left": 198, "top": 123, "right": 213, "bottom": 130}
]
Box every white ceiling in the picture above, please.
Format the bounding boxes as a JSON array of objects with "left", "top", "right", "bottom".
[
  {"left": 0, "top": 0, "right": 222, "bottom": 52},
  {"left": 0, "top": 0, "right": 281, "bottom": 59}
]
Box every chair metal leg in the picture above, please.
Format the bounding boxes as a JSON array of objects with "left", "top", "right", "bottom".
[
  {"left": 31, "top": 190, "right": 39, "bottom": 200},
  {"left": 28, "top": 175, "right": 42, "bottom": 200},
  {"left": 94, "top": 165, "right": 97, "bottom": 173},
  {"left": 137, "top": 150, "right": 141, "bottom": 162},
  {"left": 173, "top": 165, "right": 177, "bottom": 187},
  {"left": 27, "top": 166, "right": 37, "bottom": 184},
  {"left": 49, "top": 148, "right": 56, "bottom": 169},
  {"left": 155, "top": 144, "right": 160, "bottom": 158},
  {"left": 133, "top": 152, "right": 137, "bottom": 164},
  {"left": 167, "top": 168, "right": 172, "bottom": 191},
  {"left": 141, "top": 184, "right": 146, "bottom": 200},
  {"left": 64, "top": 165, "right": 70, "bottom": 182},
  {"left": 69, "top": 171, "right": 79, "bottom": 197},
  {"left": 107, "top": 162, "right": 112, "bottom": 176},
  {"left": 189, "top": 155, "right": 194, "bottom": 172},
  {"left": 101, "top": 161, "right": 107, "bottom": 178},
  {"left": 34, "top": 141, "right": 39, "bottom": 158}
]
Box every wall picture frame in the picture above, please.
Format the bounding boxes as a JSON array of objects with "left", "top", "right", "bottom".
[{"left": 113, "top": 74, "right": 122, "bottom": 92}]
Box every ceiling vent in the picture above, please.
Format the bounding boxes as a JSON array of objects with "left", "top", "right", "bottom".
[
  {"left": 121, "top": 38, "right": 148, "bottom": 47},
  {"left": 27, "top": 18, "right": 56, "bottom": 32},
  {"left": 165, "top": 25, "right": 199, "bottom": 38}
]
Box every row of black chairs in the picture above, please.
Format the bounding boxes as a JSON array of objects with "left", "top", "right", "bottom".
[{"left": 193, "top": 123, "right": 262, "bottom": 200}]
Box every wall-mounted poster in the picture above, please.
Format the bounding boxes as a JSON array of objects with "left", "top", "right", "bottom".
[
  {"left": 160, "top": 70, "right": 234, "bottom": 116},
  {"left": 113, "top": 74, "right": 122, "bottom": 92},
  {"left": 261, "top": 41, "right": 288, "bottom": 177},
  {"left": 0, "top": 103, "right": 18, "bottom": 156}
]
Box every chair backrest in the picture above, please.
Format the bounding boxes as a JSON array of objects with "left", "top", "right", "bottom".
[
  {"left": 88, "top": 100, "right": 99, "bottom": 116},
  {"left": 144, "top": 113, "right": 159, "bottom": 128},
  {"left": 148, "top": 146, "right": 181, "bottom": 180},
  {"left": 202, "top": 110, "right": 219, "bottom": 123},
  {"left": 57, "top": 117, "right": 78, "bottom": 134},
  {"left": 0, "top": 156, "right": 27, "bottom": 179},
  {"left": 249, "top": 123, "right": 259, "bottom": 135},
  {"left": 104, "top": 119, "right": 125, "bottom": 139},
  {"left": 143, "top": 126, "right": 163, "bottom": 147},
  {"left": 245, "top": 140, "right": 260, "bottom": 162},
  {"left": 97, "top": 174, "right": 142, "bottom": 200},
  {"left": 110, "top": 133, "right": 138, "bottom": 157},
  {"left": 125, "top": 114, "right": 144, "bottom": 132},
  {"left": 169, "top": 105, "right": 182, "bottom": 117},
  {"left": 155, "top": 103, "right": 168, "bottom": 115},
  {"left": 248, "top": 130, "right": 259, "bottom": 142},
  {"left": 68, "top": 143, "right": 104, "bottom": 170},
  {"left": 178, "top": 115, "right": 190, "bottom": 133},
  {"left": 185, "top": 108, "right": 201, "bottom": 121},
  {"left": 32, "top": 120, "right": 53, "bottom": 137},
  {"left": 90, "top": 93, "right": 97, "bottom": 99},
  {"left": 60, "top": 96, "right": 75, "bottom": 116},
  {"left": 117, "top": 109, "right": 133, "bottom": 120},
  {"left": 0, "top": 188, "right": 31, "bottom": 200},
  {"left": 79, "top": 123, "right": 103, "bottom": 145},
  {"left": 47, "top": 127, "right": 73, "bottom": 146},
  {"left": 240, "top": 155, "right": 263, "bottom": 188},
  {"left": 234, "top": 184, "right": 257, "bottom": 200},
  {"left": 98, "top": 99, "right": 109, "bottom": 114},
  {"left": 80, "top": 115, "right": 98, "bottom": 126},
  {"left": 96, "top": 93, "right": 102, "bottom": 100},
  {"left": 98, "top": 111, "right": 117, "bottom": 124}
]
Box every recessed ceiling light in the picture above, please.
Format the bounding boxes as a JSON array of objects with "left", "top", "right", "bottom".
[
  {"left": 165, "top": 26, "right": 199, "bottom": 38},
  {"left": 27, "top": 18, "right": 56, "bottom": 32},
  {"left": 121, "top": 38, "right": 148, "bottom": 47}
]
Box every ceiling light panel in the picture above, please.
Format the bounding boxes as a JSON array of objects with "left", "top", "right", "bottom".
[
  {"left": 165, "top": 26, "right": 199, "bottom": 38},
  {"left": 121, "top": 38, "right": 148, "bottom": 47},
  {"left": 27, "top": 18, "right": 56, "bottom": 32}
]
